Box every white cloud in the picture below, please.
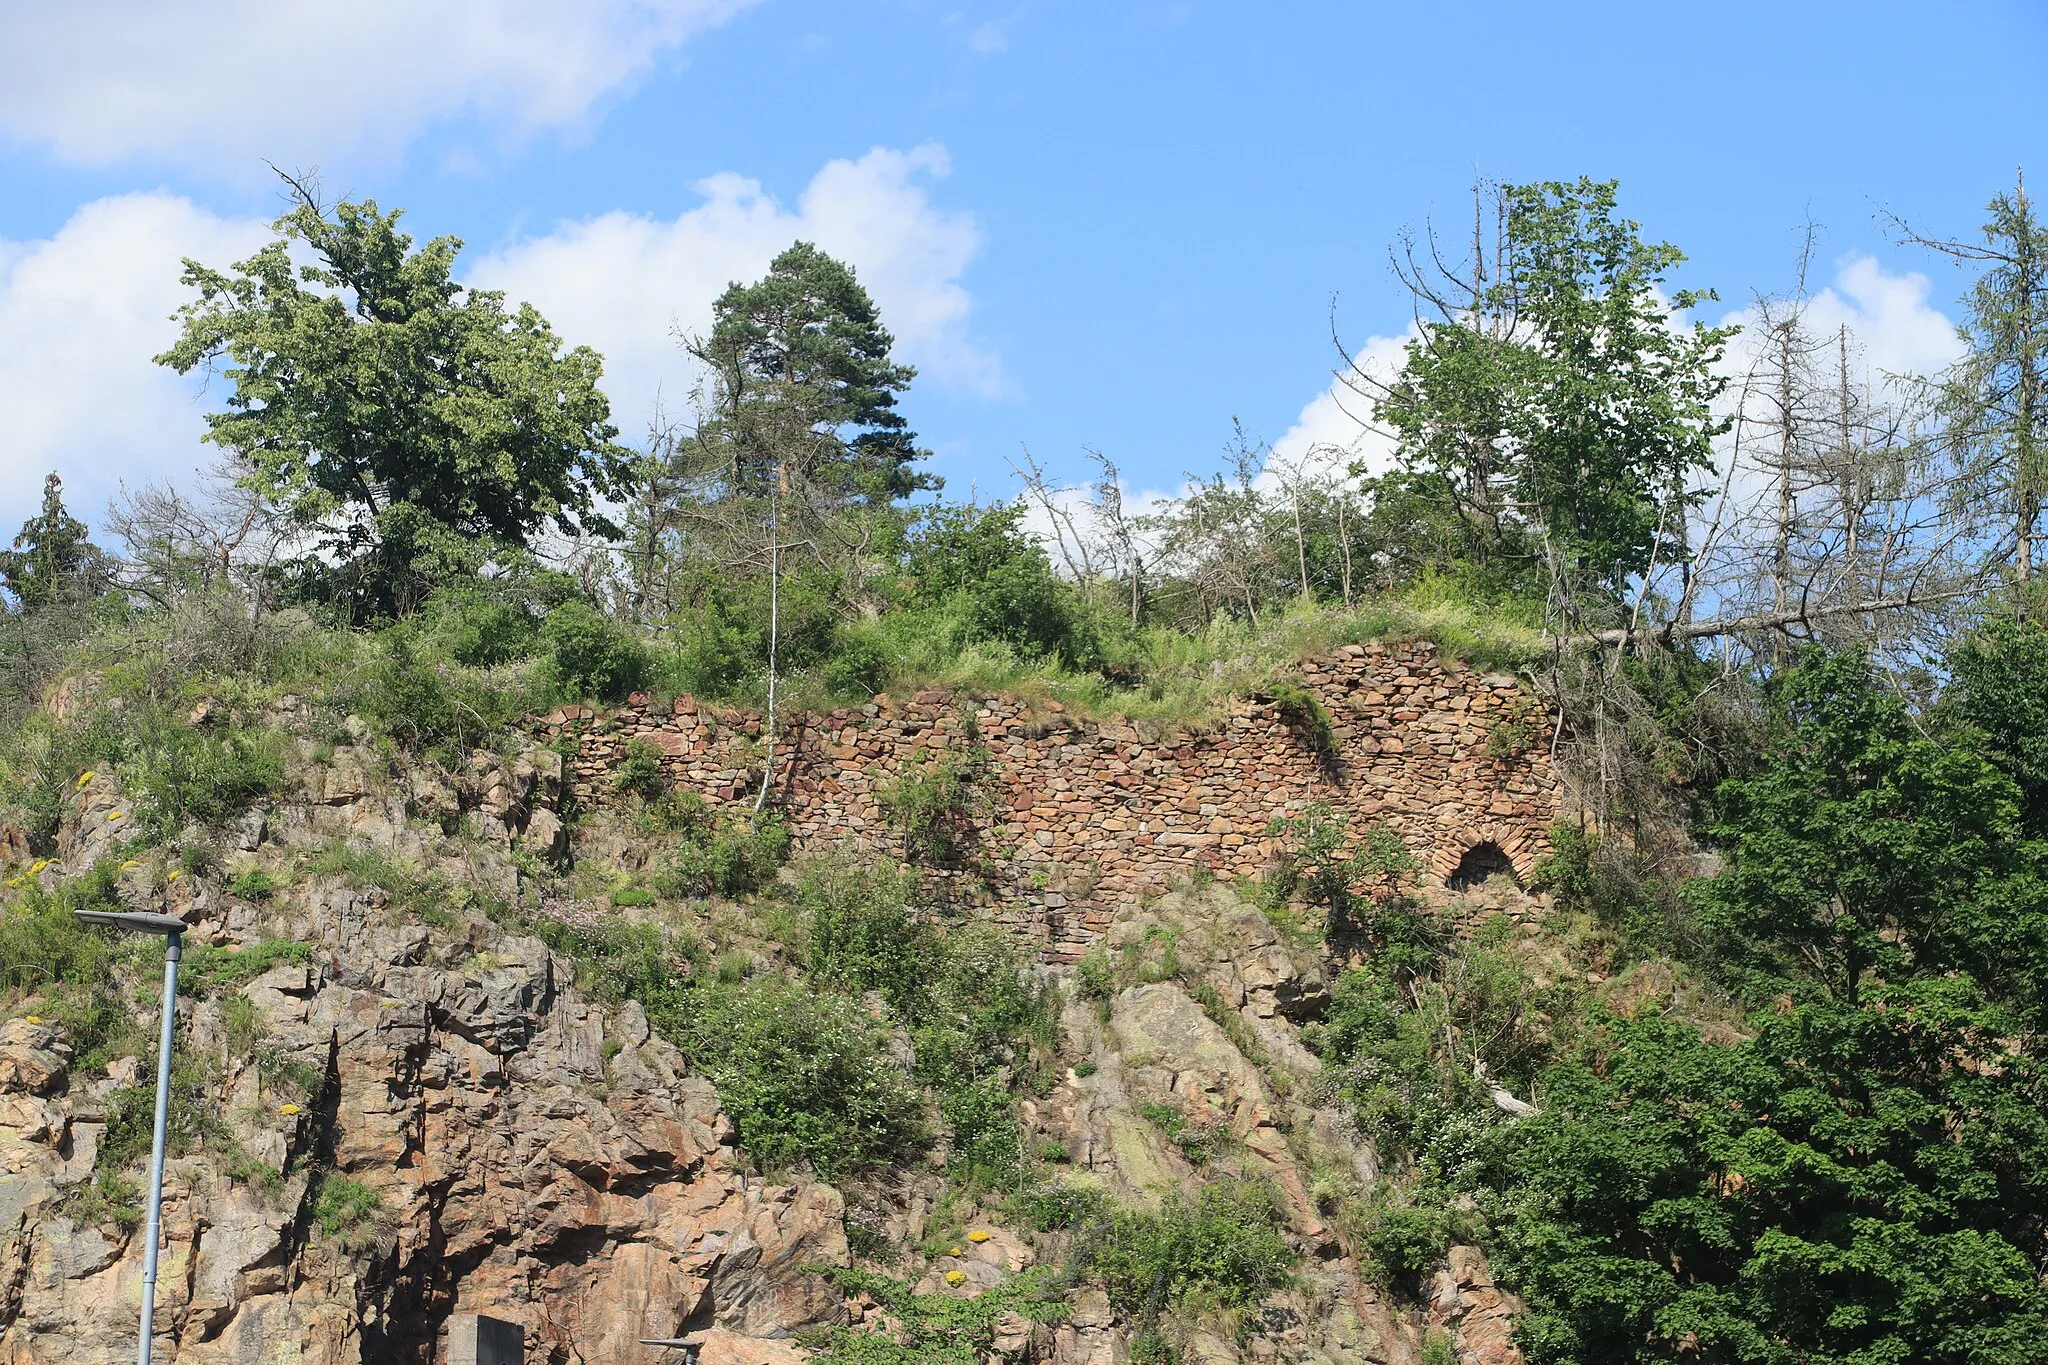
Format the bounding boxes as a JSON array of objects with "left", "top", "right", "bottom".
[
  {"left": 0, "top": 0, "right": 755, "bottom": 168},
  {"left": 1717, "top": 253, "right": 1965, "bottom": 396},
  {"left": 1268, "top": 329, "right": 1414, "bottom": 484},
  {"left": 0, "top": 193, "right": 268, "bottom": 534},
  {"left": 0, "top": 147, "right": 995, "bottom": 535},
  {"left": 471, "top": 144, "right": 1003, "bottom": 437}
]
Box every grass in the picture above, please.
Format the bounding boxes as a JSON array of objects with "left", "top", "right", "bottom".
[{"left": 707, "top": 592, "right": 1542, "bottom": 734}]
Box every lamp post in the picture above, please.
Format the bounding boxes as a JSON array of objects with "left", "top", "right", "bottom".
[{"left": 74, "top": 909, "right": 188, "bottom": 1365}]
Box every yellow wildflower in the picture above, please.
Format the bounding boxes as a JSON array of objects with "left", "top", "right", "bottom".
[
  {"left": 120, "top": 859, "right": 140, "bottom": 870},
  {"left": 23, "top": 1015, "right": 41, "bottom": 1025},
  {"left": 967, "top": 1230, "right": 992, "bottom": 1244},
  {"left": 106, "top": 811, "right": 125, "bottom": 822},
  {"left": 279, "top": 1103, "right": 302, "bottom": 1117},
  {"left": 166, "top": 870, "right": 182, "bottom": 882},
  {"left": 28, "top": 859, "right": 49, "bottom": 874},
  {"left": 948, "top": 1245, "right": 963, "bottom": 1257},
  {"left": 944, "top": 1271, "right": 967, "bottom": 1287},
  {"left": 76, "top": 771, "right": 94, "bottom": 789}
]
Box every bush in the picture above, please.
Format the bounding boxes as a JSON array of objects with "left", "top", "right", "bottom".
[
  {"left": 643, "top": 795, "right": 788, "bottom": 898},
  {"left": 680, "top": 980, "right": 927, "bottom": 1179},
  {"left": 415, "top": 585, "right": 540, "bottom": 668},
  {"left": 310, "top": 1171, "right": 384, "bottom": 1235},
  {"left": 614, "top": 739, "right": 668, "bottom": 801},
  {"left": 541, "top": 600, "right": 649, "bottom": 702},
  {"left": 351, "top": 632, "right": 535, "bottom": 755},
  {"left": 1088, "top": 1179, "right": 1294, "bottom": 1317},
  {"left": 122, "top": 714, "right": 284, "bottom": 839}
]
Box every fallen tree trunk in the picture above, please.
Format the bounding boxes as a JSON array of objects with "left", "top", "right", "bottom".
[{"left": 1554, "top": 586, "right": 1983, "bottom": 650}]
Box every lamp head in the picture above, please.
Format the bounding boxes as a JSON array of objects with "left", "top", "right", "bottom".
[{"left": 72, "top": 909, "right": 187, "bottom": 936}]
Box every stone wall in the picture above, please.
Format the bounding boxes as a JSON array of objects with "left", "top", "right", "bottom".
[{"left": 539, "top": 639, "right": 1562, "bottom": 959}]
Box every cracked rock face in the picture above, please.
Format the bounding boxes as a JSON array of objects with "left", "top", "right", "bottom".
[{"left": 0, "top": 885, "right": 847, "bottom": 1365}]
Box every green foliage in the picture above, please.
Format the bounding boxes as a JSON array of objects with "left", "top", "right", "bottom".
[
  {"left": 614, "top": 739, "right": 667, "bottom": 801},
  {"left": 641, "top": 795, "right": 788, "bottom": 898},
  {"left": 1379, "top": 178, "right": 1732, "bottom": 605},
  {"left": 1086, "top": 1179, "right": 1294, "bottom": 1320},
  {"left": 0, "top": 473, "right": 104, "bottom": 612},
  {"left": 348, "top": 630, "right": 539, "bottom": 756},
  {"left": 1479, "top": 646, "right": 2048, "bottom": 1364},
  {"left": 100, "top": 1049, "right": 222, "bottom": 1174},
  {"left": 1265, "top": 682, "right": 1335, "bottom": 754},
  {"left": 1695, "top": 647, "right": 2046, "bottom": 1014},
  {"left": 901, "top": 503, "right": 1094, "bottom": 664},
  {"left": 691, "top": 241, "right": 930, "bottom": 505},
  {"left": 1135, "top": 1100, "right": 1221, "bottom": 1165},
  {"left": 62, "top": 1172, "right": 142, "bottom": 1230},
  {"left": 1016, "top": 1181, "right": 1112, "bottom": 1232},
  {"left": 1946, "top": 615, "right": 2048, "bottom": 836},
  {"left": 541, "top": 599, "right": 649, "bottom": 702},
  {"left": 1357, "top": 1192, "right": 1454, "bottom": 1288},
  {"left": 178, "top": 939, "right": 312, "bottom": 996},
  {"left": 793, "top": 855, "right": 1052, "bottom": 1187},
  {"left": 680, "top": 979, "right": 927, "bottom": 1180},
  {"left": 1321, "top": 968, "right": 1485, "bottom": 1168},
  {"left": 155, "top": 182, "right": 631, "bottom": 618},
  {"left": 801, "top": 1265, "right": 1070, "bottom": 1365},
  {"left": 876, "top": 750, "right": 987, "bottom": 868},
  {"left": 229, "top": 868, "right": 275, "bottom": 900},
  {"left": 309, "top": 1172, "right": 385, "bottom": 1236}
]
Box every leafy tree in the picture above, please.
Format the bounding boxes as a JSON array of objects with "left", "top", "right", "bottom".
[
  {"left": 1946, "top": 614, "right": 2048, "bottom": 836},
  {"left": 1377, "top": 179, "right": 1733, "bottom": 614},
  {"left": 156, "top": 179, "right": 631, "bottom": 618},
  {"left": 901, "top": 502, "right": 1087, "bottom": 661},
  {"left": 1693, "top": 648, "right": 2047, "bottom": 1013},
  {"left": 688, "top": 240, "right": 931, "bottom": 506},
  {"left": 1487, "top": 647, "right": 2048, "bottom": 1364},
  {"left": 0, "top": 473, "right": 103, "bottom": 611}
]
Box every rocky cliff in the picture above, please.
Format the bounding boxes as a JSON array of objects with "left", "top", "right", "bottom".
[{"left": 0, "top": 667, "right": 1550, "bottom": 1365}]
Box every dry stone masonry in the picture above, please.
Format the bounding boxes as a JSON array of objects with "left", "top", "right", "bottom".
[{"left": 542, "top": 640, "right": 1562, "bottom": 958}]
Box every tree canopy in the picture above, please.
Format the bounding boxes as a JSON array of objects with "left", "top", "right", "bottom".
[
  {"left": 0, "top": 473, "right": 103, "bottom": 612},
  {"left": 156, "top": 180, "right": 632, "bottom": 618}
]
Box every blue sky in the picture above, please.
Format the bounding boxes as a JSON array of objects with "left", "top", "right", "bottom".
[{"left": 2, "top": 0, "right": 2043, "bottom": 532}]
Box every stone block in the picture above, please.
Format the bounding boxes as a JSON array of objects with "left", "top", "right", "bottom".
[{"left": 448, "top": 1313, "right": 523, "bottom": 1365}]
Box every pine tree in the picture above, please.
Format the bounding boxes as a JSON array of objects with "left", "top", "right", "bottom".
[{"left": 0, "top": 473, "right": 101, "bottom": 612}]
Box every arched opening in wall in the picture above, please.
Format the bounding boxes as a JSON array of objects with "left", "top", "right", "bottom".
[{"left": 1446, "top": 840, "right": 1517, "bottom": 891}]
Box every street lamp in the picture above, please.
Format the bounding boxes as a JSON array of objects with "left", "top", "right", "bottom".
[{"left": 74, "top": 909, "right": 188, "bottom": 1365}]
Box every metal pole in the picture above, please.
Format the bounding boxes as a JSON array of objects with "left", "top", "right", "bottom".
[{"left": 136, "top": 931, "right": 181, "bottom": 1365}]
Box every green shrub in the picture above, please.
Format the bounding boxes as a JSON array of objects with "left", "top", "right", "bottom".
[
  {"left": 800, "top": 1265, "right": 1069, "bottom": 1365},
  {"left": 0, "top": 707, "right": 130, "bottom": 853},
  {"left": 876, "top": 757, "right": 982, "bottom": 866},
  {"left": 821, "top": 630, "right": 891, "bottom": 701},
  {"left": 124, "top": 715, "right": 285, "bottom": 838},
  {"left": 310, "top": 1171, "right": 384, "bottom": 1235},
  {"left": 644, "top": 799, "right": 788, "bottom": 899},
  {"left": 350, "top": 633, "right": 534, "bottom": 756},
  {"left": 1088, "top": 1179, "right": 1294, "bottom": 1317},
  {"left": 680, "top": 980, "right": 927, "bottom": 1179},
  {"left": 541, "top": 600, "right": 649, "bottom": 702},
  {"left": 1358, "top": 1194, "right": 1452, "bottom": 1287},
  {"left": 609, "top": 886, "right": 655, "bottom": 908},
  {"left": 416, "top": 586, "right": 540, "bottom": 668},
  {"left": 939, "top": 1076, "right": 1024, "bottom": 1187},
  {"left": 229, "top": 868, "right": 275, "bottom": 900},
  {"left": 1017, "top": 1181, "right": 1111, "bottom": 1231},
  {"left": 614, "top": 739, "right": 668, "bottom": 801}
]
